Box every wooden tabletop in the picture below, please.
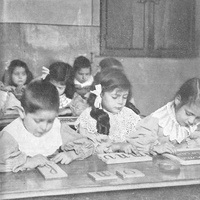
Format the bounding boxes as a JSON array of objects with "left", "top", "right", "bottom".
[{"left": 1, "top": 155, "right": 200, "bottom": 200}]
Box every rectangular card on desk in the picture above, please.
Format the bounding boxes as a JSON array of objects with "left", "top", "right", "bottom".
[
  {"left": 163, "top": 149, "right": 200, "bottom": 165},
  {"left": 116, "top": 168, "right": 145, "bottom": 179},
  {"left": 88, "top": 171, "right": 118, "bottom": 181},
  {"left": 37, "top": 163, "right": 68, "bottom": 180},
  {"left": 97, "top": 153, "right": 152, "bottom": 164}
]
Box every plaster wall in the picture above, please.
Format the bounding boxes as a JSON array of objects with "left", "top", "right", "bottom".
[{"left": 0, "top": 0, "right": 200, "bottom": 115}]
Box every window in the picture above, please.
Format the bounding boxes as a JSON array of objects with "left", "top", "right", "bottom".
[{"left": 100, "top": 0, "right": 196, "bottom": 58}]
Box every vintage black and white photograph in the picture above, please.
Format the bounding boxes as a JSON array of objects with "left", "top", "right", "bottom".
[{"left": 1, "top": 0, "right": 200, "bottom": 199}]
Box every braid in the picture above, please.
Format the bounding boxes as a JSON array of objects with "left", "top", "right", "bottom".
[
  {"left": 88, "top": 68, "right": 132, "bottom": 135},
  {"left": 90, "top": 107, "right": 110, "bottom": 135}
]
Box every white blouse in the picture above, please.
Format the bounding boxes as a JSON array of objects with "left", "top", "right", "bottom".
[
  {"left": 152, "top": 101, "right": 198, "bottom": 143},
  {"left": 77, "top": 107, "right": 141, "bottom": 143},
  {"left": 3, "top": 118, "right": 62, "bottom": 157}
]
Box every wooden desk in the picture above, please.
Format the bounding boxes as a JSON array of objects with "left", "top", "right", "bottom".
[{"left": 1, "top": 155, "right": 200, "bottom": 200}]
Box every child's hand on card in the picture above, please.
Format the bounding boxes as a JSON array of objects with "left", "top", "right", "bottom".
[
  {"left": 119, "top": 143, "right": 139, "bottom": 155},
  {"left": 51, "top": 152, "right": 73, "bottom": 164},
  {"left": 20, "top": 154, "right": 53, "bottom": 170},
  {"left": 154, "top": 143, "right": 177, "bottom": 155}
]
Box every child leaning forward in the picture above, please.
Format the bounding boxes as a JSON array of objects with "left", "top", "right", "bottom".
[
  {"left": 75, "top": 68, "right": 141, "bottom": 154},
  {"left": 130, "top": 78, "right": 200, "bottom": 155},
  {"left": 0, "top": 79, "right": 94, "bottom": 172}
]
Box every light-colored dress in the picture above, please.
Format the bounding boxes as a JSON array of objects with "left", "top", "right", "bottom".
[
  {"left": 76, "top": 107, "right": 141, "bottom": 153},
  {"left": 0, "top": 118, "right": 94, "bottom": 172},
  {"left": 3, "top": 118, "right": 62, "bottom": 157},
  {"left": 129, "top": 101, "right": 200, "bottom": 154}
]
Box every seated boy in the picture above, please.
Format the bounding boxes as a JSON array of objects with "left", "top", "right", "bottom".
[{"left": 0, "top": 79, "right": 94, "bottom": 172}]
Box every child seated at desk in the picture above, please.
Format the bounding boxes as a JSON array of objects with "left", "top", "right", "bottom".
[
  {"left": 75, "top": 68, "right": 141, "bottom": 154},
  {"left": 65, "top": 56, "right": 93, "bottom": 116},
  {"left": 1, "top": 59, "right": 33, "bottom": 100},
  {"left": 96, "top": 57, "right": 140, "bottom": 115},
  {"left": 0, "top": 79, "right": 94, "bottom": 172},
  {"left": 130, "top": 78, "right": 200, "bottom": 155},
  {"left": 73, "top": 56, "right": 93, "bottom": 97},
  {"left": 43, "top": 61, "right": 73, "bottom": 116}
]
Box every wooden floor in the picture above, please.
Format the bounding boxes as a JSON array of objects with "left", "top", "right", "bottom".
[{"left": 1, "top": 155, "right": 200, "bottom": 200}]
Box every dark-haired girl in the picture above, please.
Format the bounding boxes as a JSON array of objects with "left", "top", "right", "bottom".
[
  {"left": 76, "top": 68, "right": 141, "bottom": 154},
  {"left": 1, "top": 59, "right": 33, "bottom": 100}
]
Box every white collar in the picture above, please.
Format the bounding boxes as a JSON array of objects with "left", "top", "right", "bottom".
[
  {"left": 74, "top": 76, "right": 93, "bottom": 88},
  {"left": 152, "top": 101, "right": 198, "bottom": 143}
]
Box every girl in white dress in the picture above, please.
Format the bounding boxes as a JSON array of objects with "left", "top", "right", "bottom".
[
  {"left": 131, "top": 78, "right": 200, "bottom": 155},
  {"left": 76, "top": 68, "right": 141, "bottom": 154}
]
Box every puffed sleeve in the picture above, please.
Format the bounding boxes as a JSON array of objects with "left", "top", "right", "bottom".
[
  {"left": 0, "top": 130, "right": 27, "bottom": 172},
  {"left": 127, "top": 115, "right": 160, "bottom": 154},
  {"left": 60, "top": 121, "right": 95, "bottom": 160}
]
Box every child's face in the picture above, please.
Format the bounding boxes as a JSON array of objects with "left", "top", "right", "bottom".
[
  {"left": 101, "top": 88, "right": 129, "bottom": 114},
  {"left": 12, "top": 66, "right": 27, "bottom": 86},
  {"left": 175, "top": 101, "right": 200, "bottom": 127},
  {"left": 22, "top": 110, "right": 57, "bottom": 137},
  {"left": 50, "top": 80, "right": 66, "bottom": 96},
  {"left": 75, "top": 68, "right": 91, "bottom": 83}
]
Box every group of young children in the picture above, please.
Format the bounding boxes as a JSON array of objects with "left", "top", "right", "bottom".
[{"left": 1, "top": 56, "right": 200, "bottom": 173}]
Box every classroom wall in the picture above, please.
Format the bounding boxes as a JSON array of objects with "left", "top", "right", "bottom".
[{"left": 0, "top": 0, "right": 200, "bottom": 115}]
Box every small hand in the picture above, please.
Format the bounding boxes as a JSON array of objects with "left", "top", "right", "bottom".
[
  {"left": 119, "top": 143, "right": 140, "bottom": 155},
  {"left": 154, "top": 143, "right": 177, "bottom": 155},
  {"left": 51, "top": 152, "right": 73, "bottom": 164},
  {"left": 16, "top": 154, "right": 52, "bottom": 171}
]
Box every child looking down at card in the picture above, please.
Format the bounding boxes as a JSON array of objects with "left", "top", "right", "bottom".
[
  {"left": 65, "top": 56, "right": 93, "bottom": 116},
  {"left": 0, "top": 79, "right": 94, "bottom": 172},
  {"left": 75, "top": 68, "right": 141, "bottom": 154},
  {"left": 96, "top": 57, "right": 140, "bottom": 115},
  {"left": 130, "top": 78, "right": 200, "bottom": 155},
  {"left": 43, "top": 61, "right": 73, "bottom": 116}
]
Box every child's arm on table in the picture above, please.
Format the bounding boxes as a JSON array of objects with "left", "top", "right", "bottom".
[
  {"left": 184, "top": 130, "right": 200, "bottom": 148},
  {"left": 19, "top": 154, "right": 55, "bottom": 171},
  {"left": 56, "top": 121, "right": 95, "bottom": 163},
  {"left": 127, "top": 116, "right": 177, "bottom": 155},
  {"left": 0, "top": 131, "right": 63, "bottom": 172},
  {"left": 78, "top": 126, "right": 140, "bottom": 155},
  {"left": 78, "top": 125, "right": 114, "bottom": 154},
  {"left": 111, "top": 142, "right": 140, "bottom": 155},
  {"left": 0, "top": 131, "right": 26, "bottom": 172}
]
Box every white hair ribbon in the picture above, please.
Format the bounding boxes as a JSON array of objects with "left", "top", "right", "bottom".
[
  {"left": 41, "top": 66, "right": 50, "bottom": 80},
  {"left": 90, "top": 84, "right": 102, "bottom": 109}
]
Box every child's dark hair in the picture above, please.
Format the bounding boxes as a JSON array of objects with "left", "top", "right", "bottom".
[
  {"left": 45, "top": 62, "right": 72, "bottom": 85},
  {"left": 3, "top": 59, "right": 33, "bottom": 86},
  {"left": 73, "top": 56, "right": 91, "bottom": 73},
  {"left": 21, "top": 79, "right": 59, "bottom": 113},
  {"left": 99, "top": 57, "right": 123, "bottom": 71},
  {"left": 65, "top": 56, "right": 92, "bottom": 98},
  {"left": 175, "top": 77, "right": 200, "bottom": 107},
  {"left": 98, "top": 58, "right": 140, "bottom": 115},
  {"left": 88, "top": 68, "right": 131, "bottom": 135}
]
